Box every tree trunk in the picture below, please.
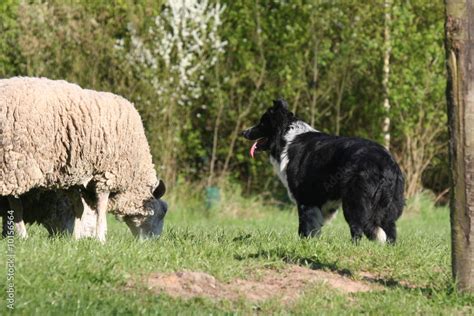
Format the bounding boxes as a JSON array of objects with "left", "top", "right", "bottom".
[
  {"left": 310, "top": 26, "right": 319, "bottom": 127},
  {"left": 208, "top": 62, "right": 224, "bottom": 187},
  {"left": 382, "top": 0, "right": 392, "bottom": 150},
  {"left": 445, "top": 0, "right": 474, "bottom": 292}
]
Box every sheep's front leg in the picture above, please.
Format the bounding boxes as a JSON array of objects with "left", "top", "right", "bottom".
[
  {"left": 7, "top": 196, "right": 28, "bottom": 238},
  {"left": 96, "top": 192, "right": 109, "bottom": 243},
  {"left": 73, "top": 189, "right": 101, "bottom": 240},
  {"left": 73, "top": 194, "right": 85, "bottom": 240},
  {"left": 72, "top": 191, "right": 90, "bottom": 239}
]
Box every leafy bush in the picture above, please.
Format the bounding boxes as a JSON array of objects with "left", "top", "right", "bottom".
[{"left": 0, "top": 0, "right": 447, "bottom": 200}]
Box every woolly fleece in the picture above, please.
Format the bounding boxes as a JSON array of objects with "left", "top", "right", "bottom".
[{"left": 0, "top": 77, "right": 160, "bottom": 217}]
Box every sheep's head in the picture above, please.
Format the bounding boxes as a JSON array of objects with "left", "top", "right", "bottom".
[{"left": 123, "top": 180, "right": 168, "bottom": 239}]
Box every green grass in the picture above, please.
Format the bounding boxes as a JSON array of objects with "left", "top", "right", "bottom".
[{"left": 1, "top": 192, "right": 473, "bottom": 315}]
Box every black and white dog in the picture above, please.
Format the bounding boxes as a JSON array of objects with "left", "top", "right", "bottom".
[{"left": 242, "top": 99, "right": 404, "bottom": 243}]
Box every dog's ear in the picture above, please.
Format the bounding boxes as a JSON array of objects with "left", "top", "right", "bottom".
[{"left": 272, "top": 99, "right": 289, "bottom": 111}]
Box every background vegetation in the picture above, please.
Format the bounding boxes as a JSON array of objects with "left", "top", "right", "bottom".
[
  {"left": 0, "top": 0, "right": 447, "bottom": 200},
  {"left": 3, "top": 2, "right": 471, "bottom": 314}
]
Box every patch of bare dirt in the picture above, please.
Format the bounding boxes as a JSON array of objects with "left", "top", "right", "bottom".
[{"left": 142, "top": 265, "right": 379, "bottom": 304}]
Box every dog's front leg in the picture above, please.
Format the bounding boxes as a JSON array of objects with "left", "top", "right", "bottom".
[
  {"left": 297, "top": 204, "right": 324, "bottom": 238},
  {"left": 7, "top": 196, "right": 28, "bottom": 238}
]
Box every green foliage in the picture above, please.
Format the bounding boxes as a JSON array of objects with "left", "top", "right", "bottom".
[
  {"left": 0, "top": 0, "right": 448, "bottom": 197},
  {"left": 0, "top": 0, "right": 19, "bottom": 75},
  {"left": 389, "top": 0, "right": 447, "bottom": 196}
]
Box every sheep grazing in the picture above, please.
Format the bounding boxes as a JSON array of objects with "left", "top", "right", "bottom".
[{"left": 0, "top": 77, "right": 168, "bottom": 241}]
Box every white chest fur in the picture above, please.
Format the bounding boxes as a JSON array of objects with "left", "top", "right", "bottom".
[
  {"left": 270, "top": 156, "right": 295, "bottom": 202},
  {"left": 269, "top": 121, "right": 316, "bottom": 203}
]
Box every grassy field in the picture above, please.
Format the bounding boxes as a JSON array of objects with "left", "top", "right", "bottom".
[{"left": 1, "top": 192, "right": 473, "bottom": 315}]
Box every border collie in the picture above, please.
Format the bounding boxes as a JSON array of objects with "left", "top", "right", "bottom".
[{"left": 241, "top": 99, "right": 404, "bottom": 243}]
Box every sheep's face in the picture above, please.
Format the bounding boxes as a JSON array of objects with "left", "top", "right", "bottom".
[
  {"left": 123, "top": 199, "right": 168, "bottom": 239},
  {"left": 123, "top": 180, "right": 168, "bottom": 239}
]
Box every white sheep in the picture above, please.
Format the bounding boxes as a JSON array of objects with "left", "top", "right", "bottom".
[{"left": 0, "top": 77, "right": 167, "bottom": 241}]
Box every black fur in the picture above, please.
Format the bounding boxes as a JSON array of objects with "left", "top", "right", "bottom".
[{"left": 242, "top": 99, "right": 404, "bottom": 243}]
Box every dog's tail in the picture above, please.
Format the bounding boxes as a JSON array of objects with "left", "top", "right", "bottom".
[
  {"left": 372, "top": 164, "right": 404, "bottom": 215},
  {"left": 386, "top": 167, "right": 405, "bottom": 220},
  {"left": 373, "top": 226, "right": 387, "bottom": 243}
]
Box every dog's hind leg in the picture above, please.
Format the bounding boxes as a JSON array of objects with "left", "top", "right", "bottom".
[
  {"left": 349, "top": 225, "right": 364, "bottom": 244},
  {"left": 297, "top": 204, "right": 324, "bottom": 238},
  {"left": 342, "top": 198, "right": 369, "bottom": 244},
  {"left": 381, "top": 221, "right": 397, "bottom": 244}
]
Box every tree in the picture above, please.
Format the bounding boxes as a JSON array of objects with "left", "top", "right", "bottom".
[
  {"left": 445, "top": 0, "right": 474, "bottom": 292},
  {"left": 382, "top": 0, "right": 392, "bottom": 150}
]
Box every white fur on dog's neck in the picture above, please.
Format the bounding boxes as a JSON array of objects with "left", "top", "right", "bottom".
[{"left": 270, "top": 121, "right": 316, "bottom": 201}]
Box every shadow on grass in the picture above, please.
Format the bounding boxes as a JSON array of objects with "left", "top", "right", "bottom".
[{"left": 234, "top": 249, "right": 438, "bottom": 296}]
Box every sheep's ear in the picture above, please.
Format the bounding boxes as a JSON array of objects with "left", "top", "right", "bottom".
[{"left": 153, "top": 180, "right": 166, "bottom": 199}]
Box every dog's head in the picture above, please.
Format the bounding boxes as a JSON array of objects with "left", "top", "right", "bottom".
[
  {"left": 122, "top": 180, "right": 168, "bottom": 239},
  {"left": 241, "top": 99, "right": 294, "bottom": 157}
]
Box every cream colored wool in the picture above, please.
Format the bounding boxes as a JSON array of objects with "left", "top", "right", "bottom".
[{"left": 0, "top": 77, "right": 159, "bottom": 217}]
